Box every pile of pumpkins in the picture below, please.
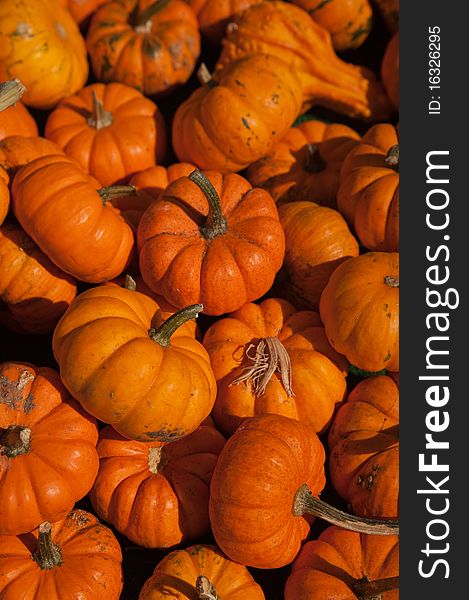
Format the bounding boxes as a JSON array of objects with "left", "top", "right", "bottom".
[{"left": 0, "top": 0, "right": 399, "bottom": 598}]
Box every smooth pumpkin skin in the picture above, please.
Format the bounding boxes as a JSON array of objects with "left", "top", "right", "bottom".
[
  {"left": 11, "top": 154, "right": 134, "bottom": 283},
  {"left": 0, "top": 510, "right": 123, "bottom": 600},
  {"left": 278, "top": 201, "right": 360, "bottom": 310},
  {"left": 138, "top": 170, "right": 286, "bottom": 315},
  {"left": 0, "top": 223, "right": 77, "bottom": 335},
  {"left": 0, "top": 100, "right": 38, "bottom": 140},
  {"left": 68, "top": 0, "right": 107, "bottom": 24},
  {"left": 0, "top": 136, "right": 65, "bottom": 179},
  {"left": 293, "top": 0, "right": 372, "bottom": 50},
  {"left": 0, "top": 363, "right": 99, "bottom": 536},
  {"left": 172, "top": 53, "right": 303, "bottom": 173},
  {"left": 319, "top": 252, "right": 399, "bottom": 372},
  {"left": 90, "top": 423, "right": 225, "bottom": 548},
  {"left": 0, "top": 0, "right": 88, "bottom": 109},
  {"left": 328, "top": 375, "right": 399, "bottom": 519},
  {"left": 285, "top": 526, "right": 399, "bottom": 600},
  {"left": 338, "top": 123, "right": 399, "bottom": 252},
  {"left": 87, "top": 0, "right": 201, "bottom": 96},
  {"left": 247, "top": 120, "right": 360, "bottom": 208},
  {"left": 203, "top": 298, "right": 347, "bottom": 437},
  {"left": 209, "top": 414, "right": 327, "bottom": 569},
  {"left": 52, "top": 285, "right": 217, "bottom": 441},
  {"left": 45, "top": 82, "right": 167, "bottom": 187},
  {"left": 216, "top": 2, "right": 391, "bottom": 121},
  {"left": 381, "top": 32, "right": 399, "bottom": 111},
  {"left": 185, "top": 0, "right": 260, "bottom": 44},
  {"left": 139, "top": 544, "right": 265, "bottom": 599}
]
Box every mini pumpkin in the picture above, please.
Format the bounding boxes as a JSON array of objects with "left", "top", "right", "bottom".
[
  {"left": 0, "top": 363, "right": 99, "bottom": 536},
  {"left": 292, "top": 0, "right": 373, "bottom": 50},
  {"left": 277, "top": 201, "right": 360, "bottom": 310},
  {"left": 0, "top": 98, "right": 37, "bottom": 140},
  {"left": 329, "top": 375, "right": 399, "bottom": 519},
  {"left": 247, "top": 120, "right": 360, "bottom": 208},
  {"left": 0, "top": 135, "right": 65, "bottom": 178},
  {"left": 53, "top": 286, "right": 216, "bottom": 441},
  {"left": 90, "top": 422, "right": 225, "bottom": 548},
  {"left": 209, "top": 414, "right": 398, "bottom": 569},
  {"left": 381, "top": 32, "right": 399, "bottom": 111},
  {"left": 0, "top": 511, "right": 123, "bottom": 600},
  {"left": 0, "top": 0, "right": 88, "bottom": 109},
  {"left": 185, "top": 0, "right": 260, "bottom": 44},
  {"left": 319, "top": 252, "right": 399, "bottom": 372},
  {"left": 0, "top": 223, "right": 77, "bottom": 334},
  {"left": 203, "top": 298, "right": 347, "bottom": 436},
  {"left": 45, "top": 82, "right": 166, "bottom": 186},
  {"left": 87, "top": 0, "right": 201, "bottom": 96},
  {"left": 285, "top": 526, "right": 399, "bottom": 600},
  {"left": 172, "top": 55, "right": 303, "bottom": 172},
  {"left": 139, "top": 544, "right": 265, "bottom": 599},
  {"left": 338, "top": 123, "right": 399, "bottom": 252},
  {"left": 138, "top": 169, "right": 285, "bottom": 315},
  {"left": 11, "top": 154, "right": 134, "bottom": 283},
  {"left": 216, "top": 1, "right": 391, "bottom": 121}
]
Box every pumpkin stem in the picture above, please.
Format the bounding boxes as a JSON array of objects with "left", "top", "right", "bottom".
[
  {"left": 293, "top": 484, "right": 398, "bottom": 535},
  {"left": 148, "top": 446, "right": 167, "bottom": 474},
  {"left": 189, "top": 170, "right": 228, "bottom": 240},
  {"left": 135, "top": 0, "right": 171, "bottom": 29},
  {"left": 149, "top": 304, "right": 203, "bottom": 347},
  {"left": 197, "top": 64, "right": 218, "bottom": 89},
  {"left": 0, "top": 425, "right": 31, "bottom": 457},
  {"left": 384, "top": 276, "right": 399, "bottom": 288},
  {"left": 98, "top": 185, "right": 136, "bottom": 205},
  {"left": 384, "top": 144, "right": 399, "bottom": 171},
  {"left": 231, "top": 337, "right": 294, "bottom": 397},
  {"left": 303, "top": 144, "right": 326, "bottom": 173},
  {"left": 88, "top": 91, "right": 113, "bottom": 130},
  {"left": 196, "top": 576, "right": 220, "bottom": 600},
  {"left": 0, "top": 79, "right": 26, "bottom": 111},
  {"left": 352, "top": 575, "right": 400, "bottom": 599},
  {"left": 33, "top": 522, "right": 63, "bottom": 570},
  {"left": 124, "top": 274, "right": 137, "bottom": 291}
]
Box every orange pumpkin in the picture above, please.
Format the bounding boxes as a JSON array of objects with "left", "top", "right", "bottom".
[
  {"left": 209, "top": 414, "right": 398, "bottom": 569},
  {"left": 319, "top": 252, "right": 399, "bottom": 372},
  {"left": 11, "top": 154, "right": 134, "bottom": 283},
  {"left": 247, "top": 120, "right": 360, "bottom": 208},
  {"left": 285, "top": 526, "right": 399, "bottom": 600},
  {"left": 185, "top": 0, "right": 260, "bottom": 44},
  {"left": 138, "top": 170, "right": 286, "bottom": 315},
  {"left": 45, "top": 82, "right": 166, "bottom": 186},
  {"left": 0, "top": 511, "right": 123, "bottom": 600},
  {"left": 0, "top": 363, "right": 99, "bottom": 536},
  {"left": 338, "top": 123, "right": 399, "bottom": 252},
  {"left": 0, "top": 135, "right": 65, "bottom": 178},
  {"left": 277, "top": 201, "right": 360, "bottom": 310},
  {"left": 90, "top": 422, "right": 225, "bottom": 548},
  {"left": 0, "top": 0, "right": 88, "bottom": 109},
  {"left": 293, "top": 0, "right": 373, "bottom": 50},
  {"left": 53, "top": 286, "right": 216, "bottom": 441},
  {"left": 87, "top": 0, "right": 201, "bottom": 96},
  {"left": 329, "top": 375, "right": 399, "bottom": 519},
  {"left": 203, "top": 298, "right": 347, "bottom": 437},
  {"left": 216, "top": 2, "right": 391, "bottom": 121},
  {"left": 0, "top": 166, "right": 8, "bottom": 225},
  {"left": 381, "top": 32, "right": 399, "bottom": 111},
  {"left": 139, "top": 544, "right": 265, "bottom": 599},
  {"left": 0, "top": 223, "right": 77, "bottom": 335},
  {"left": 172, "top": 55, "right": 303, "bottom": 172},
  {"left": 0, "top": 101, "right": 37, "bottom": 141}
]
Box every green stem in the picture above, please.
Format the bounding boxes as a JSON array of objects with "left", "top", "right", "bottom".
[
  {"left": 352, "top": 576, "right": 399, "bottom": 599},
  {"left": 135, "top": 0, "right": 171, "bottom": 28},
  {"left": 293, "top": 484, "right": 399, "bottom": 535},
  {"left": 384, "top": 144, "right": 399, "bottom": 171},
  {"left": 33, "top": 522, "right": 63, "bottom": 570},
  {"left": 148, "top": 304, "right": 203, "bottom": 347},
  {"left": 0, "top": 425, "right": 31, "bottom": 458},
  {"left": 189, "top": 170, "right": 227, "bottom": 240},
  {"left": 98, "top": 185, "right": 136, "bottom": 205},
  {"left": 0, "top": 79, "right": 26, "bottom": 111}
]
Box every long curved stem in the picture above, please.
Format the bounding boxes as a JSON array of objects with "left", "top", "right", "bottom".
[
  {"left": 33, "top": 522, "right": 63, "bottom": 570},
  {"left": 149, "top": 304, "right": 203, "bottom": 347},
  {"left": 189, "top": 170, "right": 227, "bottom": 240},
  {"left": 352, "top": 576, "right": 399, "bottom": 599},
  {"left": 98, "top": 185, "right": 136, "bottom": 205}
]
